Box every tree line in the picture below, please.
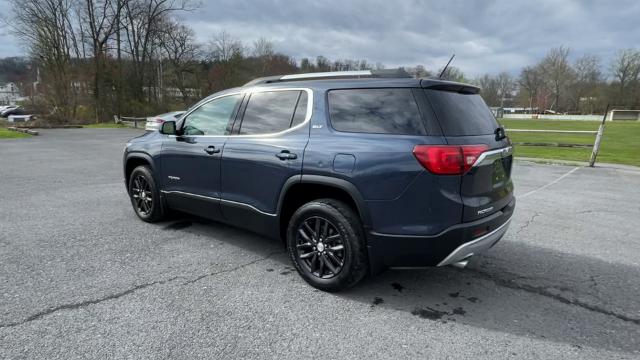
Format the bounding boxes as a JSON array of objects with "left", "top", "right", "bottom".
[
  {"left": 471, "top": 46, "right": 640, "bottom": 114},
  {"left": 3, "top": 0, "right": 640, "bottom": 123}
]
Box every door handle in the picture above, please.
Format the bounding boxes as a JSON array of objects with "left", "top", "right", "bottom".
[
  {"left": 204, "top": 145, "right": 220, "bottom": 155},
  {"left": 276, "top": 150, "right": 297, "bottom": 160}
]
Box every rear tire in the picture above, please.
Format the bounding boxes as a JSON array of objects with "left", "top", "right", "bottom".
[
  {"left": 128, "top": 165, "right": 165, "bottom": 222},
  {"left": 286, "top": 199, "right": 368, "bottom": 292}
]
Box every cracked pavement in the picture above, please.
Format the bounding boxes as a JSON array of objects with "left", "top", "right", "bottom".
[{"left": 1, "top": 129, "right": 639, "bottom": 359}]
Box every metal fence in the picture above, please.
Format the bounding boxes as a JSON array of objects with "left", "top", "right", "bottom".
[
  {"left": 113, "top": 115, "right": 147, "bottom": 128},
  {"left": 505, "top": 110, "right": 608, "bottom": 167}
]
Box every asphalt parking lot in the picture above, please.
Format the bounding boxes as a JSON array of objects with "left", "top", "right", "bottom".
[{"left": 1, "top": 128, "right": 639, "bottom": 359}]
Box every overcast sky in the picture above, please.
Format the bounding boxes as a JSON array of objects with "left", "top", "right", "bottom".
[{"left": 1, "top": 0, "right": 638, "bottom": 77}]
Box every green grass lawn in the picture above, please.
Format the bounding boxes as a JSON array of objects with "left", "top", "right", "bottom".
[
  {"left": 0, "top": 128, "right": 30, "bottom": 139},
  {"left": 499, "top": 119, "right": 640, "bottom": 166},
  {"left": 83, "top": 122, "right": 130, "bottom": 128}
]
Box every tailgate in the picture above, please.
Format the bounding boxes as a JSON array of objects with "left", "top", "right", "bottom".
[
  {"left": 460, "top": 140, "right": 514, "bottom": 221},
  {"left": 422, "top": 87, "right": 514, "bottom": 222}
]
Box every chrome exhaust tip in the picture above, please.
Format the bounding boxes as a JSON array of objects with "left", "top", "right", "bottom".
[{"left": 451, "top": 260, "right": 469, "bottom": 269}]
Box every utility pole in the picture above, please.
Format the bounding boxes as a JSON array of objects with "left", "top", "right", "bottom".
[
  {"left": 116, "top": 0, "right": 122, "bottom": 118},
  {"left": 589, "top": 103, "right": 609, "bottom": 167}
]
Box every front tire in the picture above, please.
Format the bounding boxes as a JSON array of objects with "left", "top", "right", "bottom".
[
  {"left": 287, "top": 199, "right": 368, "bottom": 292},
  {"left": 128, "top": 165, "right": 165, "bottom": 222}
]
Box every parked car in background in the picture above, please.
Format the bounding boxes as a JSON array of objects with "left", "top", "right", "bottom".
[
  {"left": 0, "top": 105, "right": 24, "bottom": 118},
  {"left": 7, "top": 114, "right": 34, "bottom": 123},
  {"left": 123, "top": 70, "right": 515, "bottom": 291},
  {"left": 145, "top": 111, "right": 184, "bottom": 131}
]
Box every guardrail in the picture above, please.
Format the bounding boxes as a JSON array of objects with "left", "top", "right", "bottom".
[
  {"left": 7, "top": 127, "right": 38, "bottom": 135},
  {"left": 505, "top": 109, "right": 608, "bottom": 167},
  {"left": 114, "top": 115, "right": 147, "bottom": 129}
]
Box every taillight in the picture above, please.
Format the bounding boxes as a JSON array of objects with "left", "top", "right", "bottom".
[
  {"left": 461, "top": 145, "right": 490, "bottom": 171},
  {"left": 412, "top": 144, "right": 489, "bottom": 175}
]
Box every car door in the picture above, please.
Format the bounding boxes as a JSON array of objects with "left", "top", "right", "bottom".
[
  {"left": 160, "top": 93, "right": 243, "bottom": 221},
  {"left": 220, "top": 89, "right": 311, "bottom": 235}
]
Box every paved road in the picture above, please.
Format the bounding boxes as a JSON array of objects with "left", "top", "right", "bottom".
[{"left": 1, "top": 129, "right": 639, "bottom": 359}]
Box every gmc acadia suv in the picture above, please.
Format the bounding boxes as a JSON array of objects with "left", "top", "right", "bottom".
[{"left": 123, "top": 70, "right": 515, "bottom": 291}]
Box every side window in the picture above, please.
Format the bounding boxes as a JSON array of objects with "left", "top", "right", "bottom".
[
  {"left": 182, "top": 94, "right": 242, "bottom": 136},
  {"left": 290, "top": 91, "right": 308, "bottom": 128},
  {"left": 328, "top": 88, "right": 427, "bottom": 135},
  {"left": 239, "top": 91, "right": 301, "bottom": 135}
]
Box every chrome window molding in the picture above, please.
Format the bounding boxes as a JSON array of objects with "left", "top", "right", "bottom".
[{"left": 171, "top": 87, "right": 313, "bottom": 138}]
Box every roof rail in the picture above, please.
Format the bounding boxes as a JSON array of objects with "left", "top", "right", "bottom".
[{"left": 243, "top": 69, "right": 411, "bottom": 86}]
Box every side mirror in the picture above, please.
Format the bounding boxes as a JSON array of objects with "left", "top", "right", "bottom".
[{"left": 160, "top": 121, "right": 176, "bottom": 135}]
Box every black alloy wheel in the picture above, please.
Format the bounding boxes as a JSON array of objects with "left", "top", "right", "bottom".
[
  {"left": 287, "top": 199, "right": 368, "bottom": 292},
  {"left": 128, "top": 165, "right": 165, "bottom": 222},
  {"left": 295, "top": 216, "right": 346, "bottom": 279}
]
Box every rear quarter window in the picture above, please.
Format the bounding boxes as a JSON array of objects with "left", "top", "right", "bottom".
[
  {"left": 424, "top": 89, "right": 499, "bottom": 136},
  {"left": 328, "top": 88, "right": 427, "bottom": 135}
]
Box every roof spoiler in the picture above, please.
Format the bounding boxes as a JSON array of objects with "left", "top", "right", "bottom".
[
  {"left": 243, "top": 69, "right": 412, "bottom": 86},
  {"left": 421, "top": 79, "right": 480, "bottom": 94}
]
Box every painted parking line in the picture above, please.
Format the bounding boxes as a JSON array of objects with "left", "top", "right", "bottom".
[{"left": 519, "top": 166, "right": 580, "bottom": 199}]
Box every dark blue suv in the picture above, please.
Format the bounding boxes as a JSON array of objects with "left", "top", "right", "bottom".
[{"left": 123, "top": 71, "right": 515, "bottom": 291}]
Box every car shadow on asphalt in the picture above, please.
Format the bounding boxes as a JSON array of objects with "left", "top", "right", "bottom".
[
  {"left": 162, "top": 216, "right": 640, "bottom": 354},
  {"left": 341, "top": 241, "right": 640, "bottom": 354}
]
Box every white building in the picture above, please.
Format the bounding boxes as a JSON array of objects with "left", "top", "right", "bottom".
[{"left": 0, "top": 82, "right": 21, "bottom": 105}]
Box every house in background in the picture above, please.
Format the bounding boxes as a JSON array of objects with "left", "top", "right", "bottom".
[{"left": 0, "top": 82, "right": 21, "bottom": 105}]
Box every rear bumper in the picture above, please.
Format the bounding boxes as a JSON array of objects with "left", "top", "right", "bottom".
[
  {"left": 436, "top": 216, "right": 510, "bottom": 266},
  {"left": 366, "top": 197, "right": 515, "bottom": 273}
]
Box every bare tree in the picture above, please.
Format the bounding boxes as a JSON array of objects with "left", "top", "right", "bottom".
[
  {"left": 406, "top": 65, "right": 431, "bottom": 78},
  {"left": 300, "top": 58, "right": 314, "bottom": 72},
  {"left": 122, "top": 0, "right": 193, "bottom": 102},
  {"left": 252, "top": 37, "right": 274, "bottom": 75},
  {"left": 158, "top": 18, "right": 200, "bottom": 104},
  {"left": 8, "top": 0, "right": 82, "bottom": 121},
  {"left": 438, "top": 66, "right": 466, "bottom": 82},
  {"left": 315, "top": 56, "right": 331, "bottom": 71},
  {"left": 81, "top": 0, "right": 124, "bottom": 120},
  {"left": 609, "top": 49, "right": 640, "bottom": 107},
  {"left": 539, "top": 46, "right": 575, "bottom": 112},
  {"left": 476, "top": 74, "right": 500, "bottom": 106},
  {"left": 519, "top": 66, "right": 543, "bottom": 113},
  {"left": 252, "top": 37, "right": 274, "bottom": 58},
  {"left": 570, "top": 55, "right": 601, "bottom": 113},
  {"left": 208, "top": 31, "right": 243, "bottom": 62},
  {"left": 496, "top": 72, "right": 515, "bottom": 107}
]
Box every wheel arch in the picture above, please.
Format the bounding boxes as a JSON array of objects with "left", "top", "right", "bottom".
[
  {"left": 276, "top": 175, "right": 372, "bottom": 242},
  {"left": 124, "top": 152, "right": 156, "bottom": 189}
]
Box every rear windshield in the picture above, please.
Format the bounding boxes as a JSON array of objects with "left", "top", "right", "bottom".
[
  {"left": 425, "top": 89, "right": 499, "bottom": 136},
  {"left": 328, "top": 88, "right": 427, "bottom": 135}
]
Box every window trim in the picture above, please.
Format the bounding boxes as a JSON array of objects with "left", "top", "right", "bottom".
[
  {"left": 172, "top": 87, "right": 313, "bottom": 138},
  {"left": 235, "top": 89, "right": 307, "bottom": 136},
  {"left": 325, "top": 87, "right": 428, "bottom": 136},
  {"left": 180, "top": 93, "right": 244, "bottom": 136}
]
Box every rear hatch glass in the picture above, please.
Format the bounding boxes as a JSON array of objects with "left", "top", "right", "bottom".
[
  {"left": 424, "top": 89, "right": 513, "bottom": 222},
  {"left": 425, "top": 90, "right": 499, "bottom": 136}
]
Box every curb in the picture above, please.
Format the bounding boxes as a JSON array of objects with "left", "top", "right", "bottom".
[
  {"left": 515, "top": 157, "right": 640, "bottom": 171},
  {"left": 16, "top": 125, "right": 83, "bottom": 129}
]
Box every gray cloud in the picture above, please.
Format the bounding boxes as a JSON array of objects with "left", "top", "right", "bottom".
[
  {"left": 2, "top": 0, "right": 639, "bottom": 77},
  {"left": 182, "top": 0, "right": 639, "bottom": 76}
]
